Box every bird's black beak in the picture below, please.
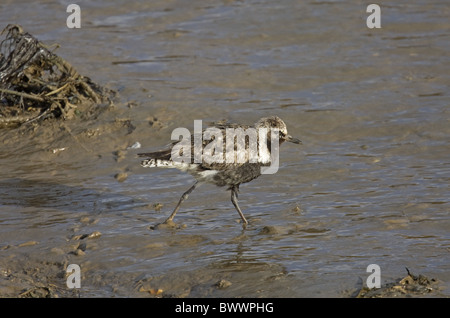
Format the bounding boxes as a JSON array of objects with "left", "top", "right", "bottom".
[{"left": 285, "top": 134, "right": 302, "bottom": 144}]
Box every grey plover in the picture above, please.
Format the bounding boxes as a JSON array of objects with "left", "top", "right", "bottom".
[{"left": 138, "top": 116, "right": 301, "bottom": 226}]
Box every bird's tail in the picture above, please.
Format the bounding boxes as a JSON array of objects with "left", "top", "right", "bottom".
[{"left": 138, "top": 148, "right": 175, "bottom": 168}]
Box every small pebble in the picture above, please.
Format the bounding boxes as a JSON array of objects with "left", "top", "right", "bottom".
[
  {"left": 88, "top": 231, "right": 102, "bottom": 239},
  {"left": 216, "top": 279, "right": 232, "bottom": 289},
  {"left": 114, "top": 172, "right": 128, "bottom": 182},
  {"left": 127, "top": 141, "right": 141, "bottom": 149}
]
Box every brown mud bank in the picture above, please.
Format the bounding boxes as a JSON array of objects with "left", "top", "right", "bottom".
[
  {"left": 0, "top": 25, "right": 162, "bottom": 297},
  {"left": 0, "top": 24, "right": 114, "bottom": 128},
  {"left": 0, "top": 24, "right": 164, "bottom": 182},
  {"left": 0, "top": 24, "right": 131, "bottom": 170}
]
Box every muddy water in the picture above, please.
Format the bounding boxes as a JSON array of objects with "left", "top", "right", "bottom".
[{"left": 1, "top": 1, "right": 449, "bottom": 297}]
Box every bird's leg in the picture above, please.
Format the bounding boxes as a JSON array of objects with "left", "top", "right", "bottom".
[
  {"left": 164, "top": 181, "right": 198, "bottom": 223},
  {"left": 230, "top": 186, "right": 248, "bottom": 225}
]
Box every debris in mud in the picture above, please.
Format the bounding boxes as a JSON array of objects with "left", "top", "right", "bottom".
[
  {"left": 138, "top": 286, "right": 164, "bottom": 296},
  {"left": 259, "top": 225, "right": 279, "bottom": 235},
  {"left": 17, "top": 240, "right": 39, "bottom": 247},
  {"left": 51, "top": 147, "right": 68, "bottom": 154},
  {"left": 114, "top": 172, "right": 128, "bottom": 182},
  {"left": 0, "top": 24, "right": 115, "bottom": 127},
  {"left": 355, "top": 268, "right": 439, "bottom": 298},
  {"left": 136, "top": 279, "right": 166, "bottom": 298},
  {"left": 0, "top": 258, "right": 79, "bottom": 298},
  {"left": 1, "top": 240, "right": 39, "bottom": 250},
  {"left": 19, "top": 285, "right": 58, "bottom": 298},
  {"left": 215, "top": 279, "right": 232, "bottom": 289}
]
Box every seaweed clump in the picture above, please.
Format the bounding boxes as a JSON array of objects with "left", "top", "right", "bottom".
[
  {"left": 0, "top": 24, "right": 114, "bottom": 127},
  {"left": 355, "top": 268, "right": 439, "bottom": 298}
]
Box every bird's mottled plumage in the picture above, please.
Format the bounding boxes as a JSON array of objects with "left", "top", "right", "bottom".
[{"left": 138, "top": 116, "right": 301, "bottom": 226}]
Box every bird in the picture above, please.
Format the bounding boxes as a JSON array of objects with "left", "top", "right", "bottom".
[{"left": 138, "top": 116, "right": 301, "bottom": 226}]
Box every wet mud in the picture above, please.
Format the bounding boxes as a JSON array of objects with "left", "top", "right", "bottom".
[{"left": 1, "top": 1, "right": 449, "bottom": 297}]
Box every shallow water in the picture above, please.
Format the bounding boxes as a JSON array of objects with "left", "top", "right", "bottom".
[{"left": 0, "top": 0, "right": 449, "bottom": 297}]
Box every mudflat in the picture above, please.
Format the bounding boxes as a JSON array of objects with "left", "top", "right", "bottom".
[{"left": 1, "top": 1, "right": 449, "bottom": 297}]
